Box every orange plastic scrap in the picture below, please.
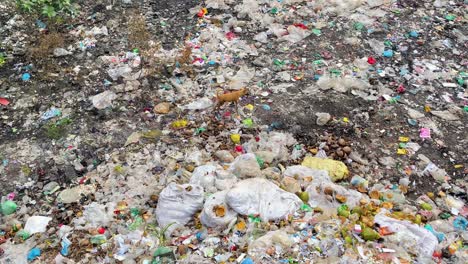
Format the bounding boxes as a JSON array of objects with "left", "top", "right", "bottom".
[
  {"left": 378, "top": 226, "right": 394, "bottom": 236},
  {"left": 197, "top": 8, "right": 208, "bottom": 18},
  {"left": 235, "top": 221, "right": 246, "bottom": 231},
  {"left": 213, "top": 205, "right": 226, "bottom": 217}
]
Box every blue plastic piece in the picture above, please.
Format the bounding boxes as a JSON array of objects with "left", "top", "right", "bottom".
[
  {"left": 61, "top": 238, "right": 71, "bottom": 256},
  {"left": 41, "top": 108, "right": 61, "bottom": 120},
  {"left": 383, "top": 50, "right": 394, "bottom": 58},
  {"left": 409, "top": 31, "right": 419, "bottom": 38},
  {"left": 424, "top": 224, "right": 445, "bottom": 242},
  {"left": 22, "top": 73, "right": 31, "bottom": 81},
  {"left": 453, "top": 216, "right": 468, "bottom": 231},
  {"left": 27, "top": 248, "right": 41, "bottom": 262},
  {"left": 241, "top": 257, "right": 254, "bottom": 264}
]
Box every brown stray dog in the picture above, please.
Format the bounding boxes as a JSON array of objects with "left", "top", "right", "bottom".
[{"left": 214, "top": 88, "right": 248, "bottom": 113}]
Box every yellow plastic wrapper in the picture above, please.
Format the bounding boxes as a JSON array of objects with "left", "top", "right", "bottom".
[
  {"left": 172, "top": 119, "right": 188, "bottom": 128},
  {"left": 398, "top": 136, "right": 409, "bottom": 142},
  {"left": 301, "top": 156, "right": 349, "bottom": 182},
  {"left": 230, "top": 134, "right": 241, "bottom": 144},
  {"left": 244, "top": 104, "right": 254, "bottom": 111},
  {"left": 397, "top": 149, "right": 407, "bottom": 155}
]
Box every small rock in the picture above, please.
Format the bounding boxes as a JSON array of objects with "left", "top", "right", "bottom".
[
  {"left": 154, "top": 102, "right": 171, "bottom": 114},
  {"left": 316, "top": 112, "right": 331, "bottom": 126},
  {"left": 343, "top": 146, "right": 352, "bottom": 154}
]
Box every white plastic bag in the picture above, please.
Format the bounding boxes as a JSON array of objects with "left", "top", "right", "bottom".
[
  {"left": 281, "top": 25, "right": 311, "bottom": 43},
  {"left": 283, "top": 165, "right": 330, "bottom": 183},
  {"left": 374, "top": 210, "right": 438, "bottom": 258},
  {"left": 181, "top": 97, "right": 213, "bottom": 110},
  {"left": 200, "top": 191, "right": 237, "bottom": 228},
  {"left": 226, "top": 178, "right": 302, "bottom": 221},
  {"left": 90, "top": 90, "right": 117, "bottom": 109},
  {"left": 189, "top": 164, "right": 218, "bottom": 191},
  {"left": 24, "top": 216, "right": 52, "bottom": 234},
  {"left": 190, "top": 164, "right": 238, "bottom": 192},
  {"left": 306, "top": 179, "right": 364, "bottom": 209},
  {"left": 156, "top": 183, "right": 204, "bottom": 228},
  {"left": 73, "top": 202, "right": 113, "bottom": 229},
  {"left": 228, "top": 153, "right": 261, "bottom": 178},
  {"left": 248, "top": 230, "right": 293, "bottom": 257}
]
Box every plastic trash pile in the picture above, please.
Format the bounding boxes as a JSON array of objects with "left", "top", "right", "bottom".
[{"left": 0, "top": 0, "right": 467, "bottom": 263}]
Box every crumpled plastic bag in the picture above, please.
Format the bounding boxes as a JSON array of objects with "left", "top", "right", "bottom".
[
  {"left": 311, "top": 0, "right": 366, "bottom": 16},
  {"left": 248, "top": 230, "right": 293, "bottom": 258},
  {"left": 317, "top": 76, "right": 371, "bottom": 93},
  {"left": 181, "top": 97, "right": 213, "bottom": 110},
  {"left": 228, "top": 65, "right": 255, "bottom": 90},
  {"left": 374, "top": 211, "right": 438, "bottom": 259},
  {"left": 156, "top": 183, "right": 204, "bottom": 228},
  {"left": 281, "top": 25, "right": 311, "bottom": 43},
  {"left": 90, "top": 90, "right": 117, "bottom": 110},
  {"left": 228, "top": 153, "right": 261, "bottom": 178},
  {"left": 301, "top": 156, "right": 349, "bottom": 182},
  {"left": 190, "top": 164, "right": 238, "bottom": 193},
  {"left": 283, "top": 165, "right": 330, "bottom": 184},
  {"left": 190, "top": 164, "right": 218, "bottom": 191},
  {"left": 200, "top": 190, "right": 237, "bottom": 228},
  {"left": 244, "top": 132, "right": 297, "bottom": 162},
  {"left": 226, "top": 178, "right": 302, "bottom": 221},
  {"left": 73, "top": 202, "right": 113, "bottom": 229},
  {"left": 107, "top": 65, "right": 132, "bottom": 81},
  {"left": 24, "top": 216, "right": 52, "bottom": 235},
  {"left": 306, "top": 179, "right": 364, "bottom": 210}
]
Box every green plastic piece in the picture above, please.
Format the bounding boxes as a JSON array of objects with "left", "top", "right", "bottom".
[
  {"left": 354, "top": 22, "right": 364, "bottom": 31},
  {"left": 420, "top": 202, "right": 433, "bottom": 211},
  {"left": 255, "top": 156, "right": 265, "bottom": 168},
  {"left": 445, "top": 14, "right": 456, "bottom": 21},
  {"left": 153, "top": 246, "right": 173, "bottom": 257},
  {"left": 361, "top": 226, "right": 380, "bottom": 241},
  {"left": 90, "top": 235, "right": 107, "bottom": 245},
  {"left": 337, "top": 204, "right": 350, "bottom": 218},
  {"left": 312, "top": 29, "right": 321, "bottom": 36},
  {"left": 1, "top": 200, "right": 17, "bottom": 215},
  {"left": 300, "top": 203, "right": 312, "bottom": 212},
  {"left": 243, "top": 118, "right": 253, "bottom": 128}
]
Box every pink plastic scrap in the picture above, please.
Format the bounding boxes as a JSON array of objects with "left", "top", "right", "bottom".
[{"left": 419, "top": 128, "right": 431, "bottom": 139}]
